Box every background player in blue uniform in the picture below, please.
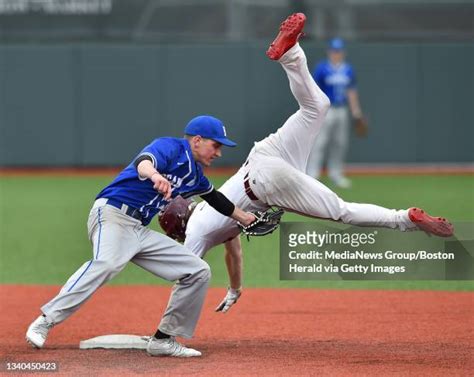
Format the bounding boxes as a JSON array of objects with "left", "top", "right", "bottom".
[
  {"left": 306, "top": 37, "right": 366, "bottom": 188},
  {"left": 25, "top": 115, "right": 255, "bottom": 357}
]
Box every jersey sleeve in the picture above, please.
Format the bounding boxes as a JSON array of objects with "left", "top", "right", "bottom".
[
  {"left": 348, "top": 65, "right": 357, "bottom": 88},
  {"left": 196, "top": 174, "right": 214, "bottom": 196},
  {"left": 312, "top": 62, "right": 325, "bottom": 86},
  {"left": 134, "top": 138, "right": 178, "bottom": 173}
]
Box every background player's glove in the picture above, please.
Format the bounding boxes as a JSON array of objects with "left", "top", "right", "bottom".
[
  {"left": 237, "top": 208, "right": 284, "bottom": 237},
  {"left": 158, "top": 195, "right": 196, "bottom": 243},
  {"left": 215, "top": 287, "right": 242, "bottom": 313},
  {"left": 354, "top": 116, "right": 369, "bottom": 137}
]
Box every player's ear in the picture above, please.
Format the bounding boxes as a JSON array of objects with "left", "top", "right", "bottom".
[
  {"left": 187, "top": 135, "right": 202, "bottom": 153},
  {"left": 192, "top": 135, "right": 203, "bottom": 146}
]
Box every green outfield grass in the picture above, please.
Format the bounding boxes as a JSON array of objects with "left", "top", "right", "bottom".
[{"left": 0, "top": 174, "right": 473, "bottom": 290}]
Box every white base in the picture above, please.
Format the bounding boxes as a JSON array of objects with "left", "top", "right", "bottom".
[{"left": 79, "top": 334, "right": 151, "bottom": 350}]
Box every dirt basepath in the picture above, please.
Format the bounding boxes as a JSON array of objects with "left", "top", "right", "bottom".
[{"left": 1, "top": 286, "right": 472, "bottom": 376}]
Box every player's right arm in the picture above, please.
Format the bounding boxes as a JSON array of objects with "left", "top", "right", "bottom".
[
  {"left": 224, "top": 236, "right": 243, "bottom": 291},
  {"left": 136, "top": 159, "right": 172, "bottom": 200},
  {"left": 215, "top": 236, "right": 243, "bottom": 313},
  {"left": 133, "top": 138, "right": 177, "bottom": 200}
]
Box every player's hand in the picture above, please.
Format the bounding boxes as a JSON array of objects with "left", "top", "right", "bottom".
[
  {"left": 231, "top": 208, "right": 256, "bottom": 226},
  {"left": 241, "top": 212, "right": 257, "bottom": 226},
  {"left": 354, "top": 116, "right": 369, "bottom": 137},
  {"left": 215, "top": 287, "right": 242, "bottom": 313},
  {"left": 151, "top": 173, "right": 172, "bottom": 200}
]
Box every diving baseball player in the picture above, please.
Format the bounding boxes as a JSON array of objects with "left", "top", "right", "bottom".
[
  {"left": 25, "top": 115, "right": 255, "bottom": 357},
  {"left": 183, "top": 13, "right": 454, "bottom": 312}
]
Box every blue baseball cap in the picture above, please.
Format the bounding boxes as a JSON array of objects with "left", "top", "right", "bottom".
[
  {"left": 328, "top": 37, "right": 345, "bottom": 51},
  {"left": 184, "top": 115, "right": 237, "bottom": 147}
]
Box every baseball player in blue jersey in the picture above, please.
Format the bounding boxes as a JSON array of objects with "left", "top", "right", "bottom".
[
  {"left": 306, "top": 37, "right": 365, "bottom": 188},
  {"left": 25, "top": 115, "right": 255, "bottom": 357}
]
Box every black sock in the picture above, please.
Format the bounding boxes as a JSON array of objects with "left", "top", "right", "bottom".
[{"left": 154, "top": 330, "right": 170, "bottom": 339}]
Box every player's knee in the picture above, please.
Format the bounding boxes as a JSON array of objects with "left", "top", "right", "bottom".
[
  {"left": 100, "top": 260, "right": 123, "bottom": 276},
  {"left": 321, "top": 94, "right": 331, "bottom": 112},
  {"left": 195, "top": 260, "right": 211, "bottom": 282},
  {"left": 333, "top": 136, "right": 348, "bottom": 149},
  {"left": 180, "top": 259, "right": 210, "bottom": 286},
  {"left": 336, "top": 199, "right": 353, "bottom": 223},
  {"left": 302, "top": 91, "right": 330, "bottom": 119},
  {"left": 315, "top": 94, "right": 331, "bottom": 117},
  {"left": 320, "top": 195, "right": 347, "bottom": 222}
]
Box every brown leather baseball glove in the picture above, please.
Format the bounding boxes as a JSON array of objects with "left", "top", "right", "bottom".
[
  {"left": 354, "top": 116, "right": 369, "bottom": 137},
  {"left": 158, "top": 195, "right": 196, "bottom": 243}
]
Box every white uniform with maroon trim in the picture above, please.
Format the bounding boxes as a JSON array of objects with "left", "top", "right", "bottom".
[{"left": 185, "top": 43, "right": 415, "bottom": 258}]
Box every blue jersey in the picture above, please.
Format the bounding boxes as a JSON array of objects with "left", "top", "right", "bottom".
[
  {"left": 312, "top": 60, "right": 356, "bottom": 107},
  {"left": 97, "top": 137, "right": 213, "bottom": 225}
]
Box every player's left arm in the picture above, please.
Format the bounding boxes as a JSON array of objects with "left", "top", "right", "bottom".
[
  {"left": 201, "top": 189, "right": 255, "bottom": 226},
  {"left": 215, "top": 236, "right": 243, "bottom": 313},
  {"left": 348, "top": 88, "right": 369, "bottom": 137},
  {"left": 346, "top": 65, "right": 364, "bottom": 119},
  {"left": 347, "top": 88, "right": 363, "bottom": 119}
]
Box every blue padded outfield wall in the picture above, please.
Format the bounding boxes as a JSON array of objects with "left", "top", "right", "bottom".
[{"left": 0, "top": 42, "right": 472, "bottom": 167}]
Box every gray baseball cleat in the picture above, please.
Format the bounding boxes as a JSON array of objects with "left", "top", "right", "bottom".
[
  {"left": 146, "top": 336, "right": 202, "bottom": 357},
  {"left": 26, "top": 315, "right": 54, "bottom": 349}
]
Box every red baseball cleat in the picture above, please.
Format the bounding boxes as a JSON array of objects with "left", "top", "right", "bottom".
[
  {"left": 408, "top": 207, "right": 454, "bottom": 237},
  {"left": 266, "top": 13, "right": 306, "bottom": 60}
]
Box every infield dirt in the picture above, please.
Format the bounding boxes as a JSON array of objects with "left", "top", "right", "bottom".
[{"left": 1, "top": 286, "right": 472, "bottom": 376}]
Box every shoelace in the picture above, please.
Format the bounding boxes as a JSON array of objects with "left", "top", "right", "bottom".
[
  {"left": 167, "top": 338, "right": 187, "bottom": 356},
  {"left": 34, "top": 319, "right": 53, "bottom": 338}
]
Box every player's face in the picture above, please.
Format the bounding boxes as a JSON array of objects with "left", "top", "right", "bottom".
[
  {"left": 192, "top": 137, "right": 223, "bottom": 166},
  {"left": 328, "top": 50, "right": 345, "bottom": 64}
]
